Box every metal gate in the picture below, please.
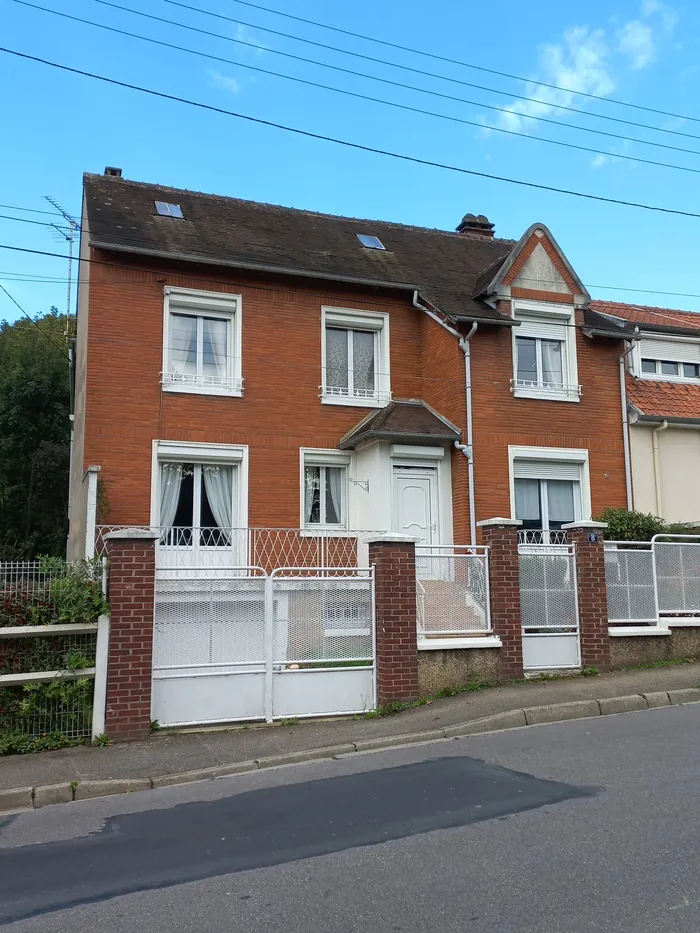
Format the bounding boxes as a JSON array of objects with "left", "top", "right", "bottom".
[
  {"left": 519, "top": 544, "right": 580, "bottom": 671},
  {"left": 152, "top": 566, "right": 375, "bottom": 727}
]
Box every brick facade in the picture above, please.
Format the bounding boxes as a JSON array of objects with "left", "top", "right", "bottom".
[
  {"left": 369, "top": 538, "right": 420, "bottom": 706},
  {"left": 104, "top": 530, "right": 158, "bottom": 740},
  {"left": 564, "top": 523, "right": 612, "bottom": 672},
  {"left": 477, "top": 519, "right": 523, "bottom": 679}
]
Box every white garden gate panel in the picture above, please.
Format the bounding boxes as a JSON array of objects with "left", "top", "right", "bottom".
[
  {"left": 519, "top": 544, "right": 580, "bottom": 671},
  {"left": 152, "top": 567, "right": 375, "bottom": 727}
]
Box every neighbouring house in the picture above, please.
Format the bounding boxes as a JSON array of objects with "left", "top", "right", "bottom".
[
  {"left": 588, "top": 301, "right": 700, "bottom": 525},
  {"left": 67, "top": 168, "right": 641, "bottom": 561}
]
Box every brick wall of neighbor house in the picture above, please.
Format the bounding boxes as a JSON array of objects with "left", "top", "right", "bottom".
[{"left": 80, "top": 252, "right": 425, "bottom": 527}]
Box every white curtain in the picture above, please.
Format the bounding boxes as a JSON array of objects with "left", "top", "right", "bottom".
[
  {"left": 202, "top": 318, "right": 228, "bottom": 382},
  {"left": 547, "top": 480, "right": 576, "bottom": 525},
  {"left": 304, "top": 466, "right": 319, "bottom": 524},
  {"left": 327, "top": 467, "right": 343, "bottom": 524},
  {"left": 203, "top": 464, "right": 233, "bottom": 529},
  {"left": 170, "top": 314, "right": 197, "bottom": 376},
  {"left": 541, "top": 340, "right": 564, "bottom": 386},
  {"left": 159, "top": 463, "right": 183, "bottom": 529},
  {"left": 514, "top": 479, "right": 540, "bottom": 522}
]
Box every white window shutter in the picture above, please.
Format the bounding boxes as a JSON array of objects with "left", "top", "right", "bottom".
[
  {"left": 516, "top": 315, "right": 567, "bottom": 341},
  {"left": 639, "top": 337, "right": 700, "bottom": 364},
  {"left": 513, "top": 460, "right": 582, "bottom": 481}
]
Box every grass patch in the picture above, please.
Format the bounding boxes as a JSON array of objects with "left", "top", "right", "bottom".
[{"left": 364, "top": 680, "right": 497, "bottom": 718}]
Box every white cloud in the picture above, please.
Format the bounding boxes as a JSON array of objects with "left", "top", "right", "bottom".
[
  {"left": 591, "top": 154, "right": 608, "bottom": 168},
  {"left": 234, "top": 22, "right": 267, "bottom": 56},
  {"left": 208, "top": 69, "right": 241, "bottom": 94},
  {"left": 489, "top": 26, "right": 614, "bottom": 134},
  {"left": 617, "top": 19, "right": 655, "bottom": 70}
]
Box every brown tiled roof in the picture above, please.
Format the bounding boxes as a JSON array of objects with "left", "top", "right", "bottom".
[
  {"left": 84, "top": 174, "right": 516, "bottom": 324},
  {"left": 338, "top": 400, "right": 460, "bottom": 449},
  {"left": 591, "top": 300, "right": 700, "bottom": 336},
  {"left": 627, "top": 373, "right": 700, "bottom": 422}
]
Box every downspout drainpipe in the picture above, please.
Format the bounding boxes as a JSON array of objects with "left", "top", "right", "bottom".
[
  {"left": 412, "top": 291, "right": 478, "bottom": 545},
  {"left": 619, "top": 339, "right": 637, "bottom": 510},
  {"left": 652, "top": 420, "right": 669, "bottom": 518},
  {"left": 459, "top": 324, "right": 478, "bottom": 545}
]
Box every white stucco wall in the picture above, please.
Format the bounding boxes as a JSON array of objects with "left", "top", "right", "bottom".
[{"left": 630, "top": 424, "right": 700, "bottom": 523}]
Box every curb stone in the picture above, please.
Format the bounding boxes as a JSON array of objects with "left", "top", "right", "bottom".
[{"left": 2, "top": 691, "right": 698, "bottom": 813}]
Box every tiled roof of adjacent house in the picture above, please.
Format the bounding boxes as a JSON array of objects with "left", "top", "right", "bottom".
[
  {"left": 83, "top": 173, "right": 516, "bottom": 324},
  {"left": 626, "top": 374, "right": 700, "bottom": 422},
  {"left": 338, "top": 400, "right": 460, "bottom": 449},
  {"left": 590, "top": 299, "right": 700, "bottom": 337}
]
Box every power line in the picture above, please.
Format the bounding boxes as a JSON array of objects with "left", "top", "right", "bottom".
[
  {"left": 0, "top": 202, "right": 69, "bottom": 217},
  {"left": 223, "top": 0, "right": 700, "bottom": 127},
  {"left": 18, "top": 0, "right": 700, "bottom": 173},
  {"left": 0, "top": 283, "right": 71, "bottom": 359},
  {"left": 4, "top": 46, "right": 700, "bottom": 220},
  {"left": 0, "top": 212, "right": 72, "bottom": 229},
  {"left": 157, "top": 0, "right": 700, "bottom": 145},
  {"left": 2, "top": 243, "right": 700, "bottom": 320}
]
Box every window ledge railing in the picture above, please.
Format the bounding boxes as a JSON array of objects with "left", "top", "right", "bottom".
[
  {"left": 161, "top": 371, "right": 244, "bottom": 393},
  {"left": 320, "top": 385, "right": 392, "bottom": 405},
  {"left": 518, "top": 529, "right": 569, "bottom": 545},
  {"left": 511, "top": 378, "right": 582, "bottom": 399}
]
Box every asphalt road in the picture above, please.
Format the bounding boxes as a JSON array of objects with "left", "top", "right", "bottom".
[{"left": 1, "top": 705, "right": 699, "bottom": 932}]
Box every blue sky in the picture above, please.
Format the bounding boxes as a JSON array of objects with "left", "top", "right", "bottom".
[{"left": 2, "top": 0, "right": 700, "bottom": 324}]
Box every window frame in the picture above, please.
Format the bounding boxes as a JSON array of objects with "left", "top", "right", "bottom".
[
  {"left": 150, "top": 440, "right": 249, "bottom": 531},
  {"left": 162, "top": 287, "right": 243, "bottom": 397},
  {"left": 299, "top": 449, "right": 352, "bottom": 531},
  {"left": 320, "top": 307, "right": 391, "bottom": 408},
  {"left": 633, "top": 334, "right": 700, "bottom": 384},
  {"left": 511, "top": 301, "right": 580, "bottom": 402},
  {"left": 508, "top": 445, "right": 591, "bottom": 529}
]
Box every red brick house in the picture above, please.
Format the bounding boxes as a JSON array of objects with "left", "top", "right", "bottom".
[{"left": 68, "top": 169, "right": 640, "bottom": 562}]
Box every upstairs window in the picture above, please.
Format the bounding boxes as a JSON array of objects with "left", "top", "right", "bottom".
[
  {"left": 162, "top": 288, "right": 243, "bottom": 396},
  {"left": 637, "top": 337, "right": 700, "bottom": 381},
  {"left": 321, "top": 307, "right": 391, "bottom": 407},
  {"left": 512, "top": 307, "right": 580, "bottom": 402}
]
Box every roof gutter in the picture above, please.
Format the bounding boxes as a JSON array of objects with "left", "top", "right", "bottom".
[
  {"left": 634, "top": 413, "right": 700, "bottom": 427},
  {"left": 338, "top": 431, "right": 459, "bottom": 450},
  {"left": 89, "top": 240, "right": 420, "bottom": 293}
]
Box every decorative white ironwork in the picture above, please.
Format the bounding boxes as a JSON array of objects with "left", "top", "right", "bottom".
[
  {"left": 415, "top": 545, "right": 490, "bottom": 637},
  {"left": 604, "top": 544, "right": 658, "bottom": 624},
  {"left": 518, "top": 529, "right": 569, "bottom": 546},
  {"left": 161, "top": 371, "right": 244, "bottom": 393},
  {"left": 510, "top": 377, "right": 582, "bottom": 399},
  {"left": 320, "top": 384, "right": 393, "bottom": 404}
]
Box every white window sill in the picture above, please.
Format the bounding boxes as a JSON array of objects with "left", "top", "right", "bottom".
[
  {"left": 161, "top": 373, "right": 243, "bottom": 397},
  {"left": 660, "top": 617, "right": 700, "bottom": 627},
  {"left": 418, "top": 635, "right": 502, "bottom": 650},
  {"left": 637, "top": 374, "right": 700, "bottom": 385},
  {"left": 321, "top": 394, "right": 388, "bottom": 409},
  {"left": 608, "top": 626, "right": 671, "bottom": 637},
  {"left": 513, "top": 387, "right": 581, "bottom": 403}
]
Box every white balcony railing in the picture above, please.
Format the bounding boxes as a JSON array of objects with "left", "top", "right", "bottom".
[
  {"left": 320, "top": 384, "right": 392, "bottom": 405},
  {"left": 511, "top": 378, "right": 582, "bottom": 400},
  {"left": 161, "top": 371, "right": 244, "bottom": 393}
]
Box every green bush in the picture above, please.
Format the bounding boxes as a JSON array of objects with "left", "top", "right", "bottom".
[{"left": 598, "top": 508, "right": 700, "bottom": 542}]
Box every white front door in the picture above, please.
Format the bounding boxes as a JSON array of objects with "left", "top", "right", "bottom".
[{"left": 392, "top": 468, "right": 437, "bottom": 544}]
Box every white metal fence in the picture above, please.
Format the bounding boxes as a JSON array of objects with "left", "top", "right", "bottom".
[
  {"left": 152, "top": 565, "right": 375, "bottom": 727},
  {"left": 415, "top": 546, "right": 490, "bottom": 637},
  {"left": 604, "top": 535, "right": 700, "bottom": 625}
]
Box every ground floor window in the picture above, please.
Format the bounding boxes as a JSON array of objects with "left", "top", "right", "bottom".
[
  {"left": 159, "top": 461, "right": 235, "bottom": 546},
  {"left": 511, "top": 450, "right": 587, "bottom": 543}
]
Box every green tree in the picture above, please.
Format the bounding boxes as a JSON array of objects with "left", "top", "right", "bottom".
[{"left": 0, "top": 310, "right": 71, "bottom": 558}]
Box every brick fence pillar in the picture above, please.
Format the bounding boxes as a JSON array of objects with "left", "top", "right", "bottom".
[
  {"left": 104, "top": 529, "right": 159, "bottom": 740},
  {"left": 368, "top": 535, "right": 420, "bottom": 708},
  {"left": 477, "top": 518, "right": 523, "bottom": 680},
  {"left": 562, "top": 521, "right": 611, "bottom": 673}
]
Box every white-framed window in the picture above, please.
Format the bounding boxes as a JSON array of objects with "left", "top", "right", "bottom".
[
  {"left": 162, "top": 287, "right": 243, "bottom": 396},
  {"left": 509, "top": 446, "right": 590, "bottom": 543},
  {"left": 152, "top": 441, "right": 248, "bottom": 548},
  {"left": 511, "top": 304, "right": 580, "bottom": 402},
  {"left": 634, "top": 335, "right": 700, "bottom": 383},
  {"left": 321, "top": 307, "right": 391, "bottom": 407},
  {"left": 300, "top": 449, "right": 351, "bottom": 529}
]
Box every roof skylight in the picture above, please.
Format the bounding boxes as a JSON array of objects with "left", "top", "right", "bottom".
[
  {"left": 155, "top": 201, "right": 184, "bottom": 218},
  {"left": 357, "top": 234, "right": 385, "bottom": 250}
]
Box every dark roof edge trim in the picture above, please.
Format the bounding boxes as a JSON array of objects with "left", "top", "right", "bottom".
[
  {"left": 338, "top": 430, "right": 459, "bottom": 450},
  {"left": 634, "top": 413, "right": 700, "bottom": 427},
  {"left": 451, "top": 313, "right": 518, "bottom": 328},
  {"left": 89, "top": 240, "right": 420, "bottom": 293},
  {"left": 637, "top": 323, "right": 700, "bottom": 338},
  {"left": 583, "top": 328, "right": 640, "bottom": 340}
]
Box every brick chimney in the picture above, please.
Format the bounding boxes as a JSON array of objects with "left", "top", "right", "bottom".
[{"left": 456, "top": 213, "right": 495, "bottom": 238}]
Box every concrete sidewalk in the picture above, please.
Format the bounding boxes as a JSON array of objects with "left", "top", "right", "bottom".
[{"left": 2, "top": 664, "right": 700, "bottom": 794}]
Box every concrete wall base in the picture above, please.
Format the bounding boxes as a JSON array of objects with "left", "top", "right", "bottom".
[
  {"left": 611, "top": 628, "right": 700, "bottom": 669},
  {"left": 418, "top": 648, "right": 501, "bottom": 696}
]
